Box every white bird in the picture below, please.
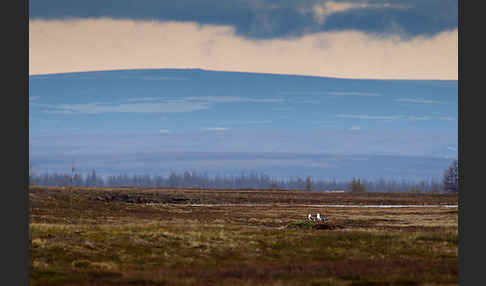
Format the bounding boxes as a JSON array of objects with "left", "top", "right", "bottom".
[
  {"left": 308, "top": 214, "right": 315, "bottom": 221},
  {"left": 316, "top": 213, "right": 326, "bottom": 222}
]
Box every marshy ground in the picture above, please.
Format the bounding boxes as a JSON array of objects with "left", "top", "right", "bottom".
[{"left": 29, "top": 187, "right": 458, "bottom": 285}]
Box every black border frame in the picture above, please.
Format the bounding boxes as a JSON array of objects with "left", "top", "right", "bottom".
[{"left": 4, "top": 0, "right": 29, "bottom": 284}]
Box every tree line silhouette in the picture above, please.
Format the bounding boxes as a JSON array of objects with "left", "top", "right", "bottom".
[{"left": 29, "top": 169, "right": 448, "bottom": 193}]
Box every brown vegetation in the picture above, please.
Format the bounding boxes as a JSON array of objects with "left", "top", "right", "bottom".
[{"left": 29, "top": 186, "right": 458, "bottom": 286}]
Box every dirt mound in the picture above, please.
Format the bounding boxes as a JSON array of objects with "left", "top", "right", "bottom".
[
  {"left": 90, "top": 193, "right": 200, "bottom": 204},
  {"left": 312, "top": 222, "right": 342, "bottom": 230},
  {"left": 286, "top": 220, "right": 343, "bottom": 230}
]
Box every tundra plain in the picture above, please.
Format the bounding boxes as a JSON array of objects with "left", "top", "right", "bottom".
[{"left": 29, "top": 187, "right": 458, "bottom": 286}]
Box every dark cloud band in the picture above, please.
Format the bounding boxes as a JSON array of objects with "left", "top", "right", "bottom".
[{"left": 30, "top": 0, "right": 457, "bottom": 39}]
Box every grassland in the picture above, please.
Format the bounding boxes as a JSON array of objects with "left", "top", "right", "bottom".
[{"left": 29, "top": 187, "right": 458, "bottom": 286}]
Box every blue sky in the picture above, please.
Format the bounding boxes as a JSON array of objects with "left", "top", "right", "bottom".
[{"left": 29, "top": 2, "right": 458, "bottom": 181}]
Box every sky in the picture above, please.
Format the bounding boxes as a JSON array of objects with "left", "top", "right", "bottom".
[
  {"left": 29, "top": 0, "right": 458, "bottom": 79},
  {"left": 29, "top": 1, "right": 458, "bottom": 181}
]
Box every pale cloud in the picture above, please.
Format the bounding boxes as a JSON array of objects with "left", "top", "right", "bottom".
[
  {"left": 218, "top": 120, "right": 273, "bottom": 125},
  {"left": 202, "top": 127, "right": 229, "bottom": 131},
  {"left": 396, "top": 98, "right": 453, "bottom": 105},
  {"left": 439, "top": 116, "right": 456, "bottom": 121},
  {"left": 43, "top": 109, "right": 76, "bottom": 115},
  {"left": 30, "top": 19, "right": 458, "bottom": 80},
  {"left": 77, "top": 76, "right": 97, "bottom": 80},
  {"left": 245, "top": 120, "right": 272, "bottom": 124},
  {"left": 140, "top": 76, "right": 188, "bottom": 81},
  {"left": 447, "top": 146, "right": 457, "bottom": 152},
  {"left": 280, "top": 91, "right": 379, "bottom": 98},
  {"left": 311, "top": 1, "right": 409, "bottom": 25},
  {"left": 184, "top": 96, "right": 284, "bottom": 103},
  {"left": 408, "top": 116, "right": 431, "bottom": 121},
  {"left": 126, "top": 97, "right": 160, "bottom": 102},
  {"left": 279, "top": 91, "right": 325, "bottom": 95},
  {"left": 34, "top": 94, "right": 285, "bottom": 115},
  {"left": 312, "top": 2, "right": 362, "bottom": 24},
  {"left": 328, "top": 91, "right": 381, "bottom": 97},
  {"left": 337, "top": 114, "right": 402, "bottom": 120},
  {"left": 126, "top": 96, "right": 282, "bottom": 103},
  {"left": 38, "top": 100, "right": 210, "bottom": 114}
]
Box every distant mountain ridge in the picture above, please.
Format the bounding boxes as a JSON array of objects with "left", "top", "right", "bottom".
[{"left": 29, "top": 68, "right": 458, "bottom": 181}]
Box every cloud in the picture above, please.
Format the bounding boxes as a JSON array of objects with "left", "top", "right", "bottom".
[
  {"left": 159, "top": 129, "right": 171, "bottom": 134},
  {"left": 281, "top": 91, "right": 381, "bottom": 97},
  {"left": 34, "top": 94, "right": 286, "bottom": 115},
  {"left": 184, "top": 96, "right": 284, "bottom": 103},
  {"left": 408, "top": 116, "right": 431, "bottom": 121},
  {"left": 42, "top": 109, "right": 76, "bottom": 115},
  {"left": 202, "top": 127, "right": 229, "bottom": 131},
  {"left": 126, "top": 96, "right": 282, "bottom": 104},
  {"left": 337, "top": 114, "right": 402, "bottom": 120},
  {"left": 328, "top": 91, "right": 381, "bottom": 97},
  {"left": 218, "top": 120, "right": 273, "bottom": 126},
  {"left": 126, "top": 97, "right": 160, "bottom": 102},
  {"left": 140, "top": 76, "right": 188, "bottom": 81},
  {"left": 439, "top": 116, "right": 456, "bottom": 121},
  {"left": 279, "top": 91, "right": 326, "bottom": 95},
  {"left": 37, "top": 100, "right": 211, "bottom": 114},
  {"left": 30, "top": 19, "right": 458, "bottom": 80},
  {"left": 29, "top": 0, "right": 457, "bottom": 39},
  {"left": 311, "top": 1, "right": 409, "bottom": 25},
  {"left": 30, "top": 129, "right": 458, "bottom": 162},
  {"left": 447, "top": 146, "right": 457, "bottom": 152},
  {"left": 396, "top": 98, "right": 454, "bottom": 104}
]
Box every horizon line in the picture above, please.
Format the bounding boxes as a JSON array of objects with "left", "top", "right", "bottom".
[{"left": 29, "top": 67, "right": 459, "bottom": 81}]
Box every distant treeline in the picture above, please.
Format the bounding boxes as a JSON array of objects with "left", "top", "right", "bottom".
[{"left": 29, "top": 170, "right": 445, "bottom": 193}]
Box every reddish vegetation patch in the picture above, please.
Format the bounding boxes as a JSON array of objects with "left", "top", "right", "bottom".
[{"left": 73, "top": 259, "right": 456, "bottom": 286}]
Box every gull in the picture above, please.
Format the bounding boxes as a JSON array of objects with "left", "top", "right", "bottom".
[
  {"left": 308, "top": 214, "right": 315, "bottom": 221},
  {"left": 316, "top": 213, "right": 326, "bottom": 222}
]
